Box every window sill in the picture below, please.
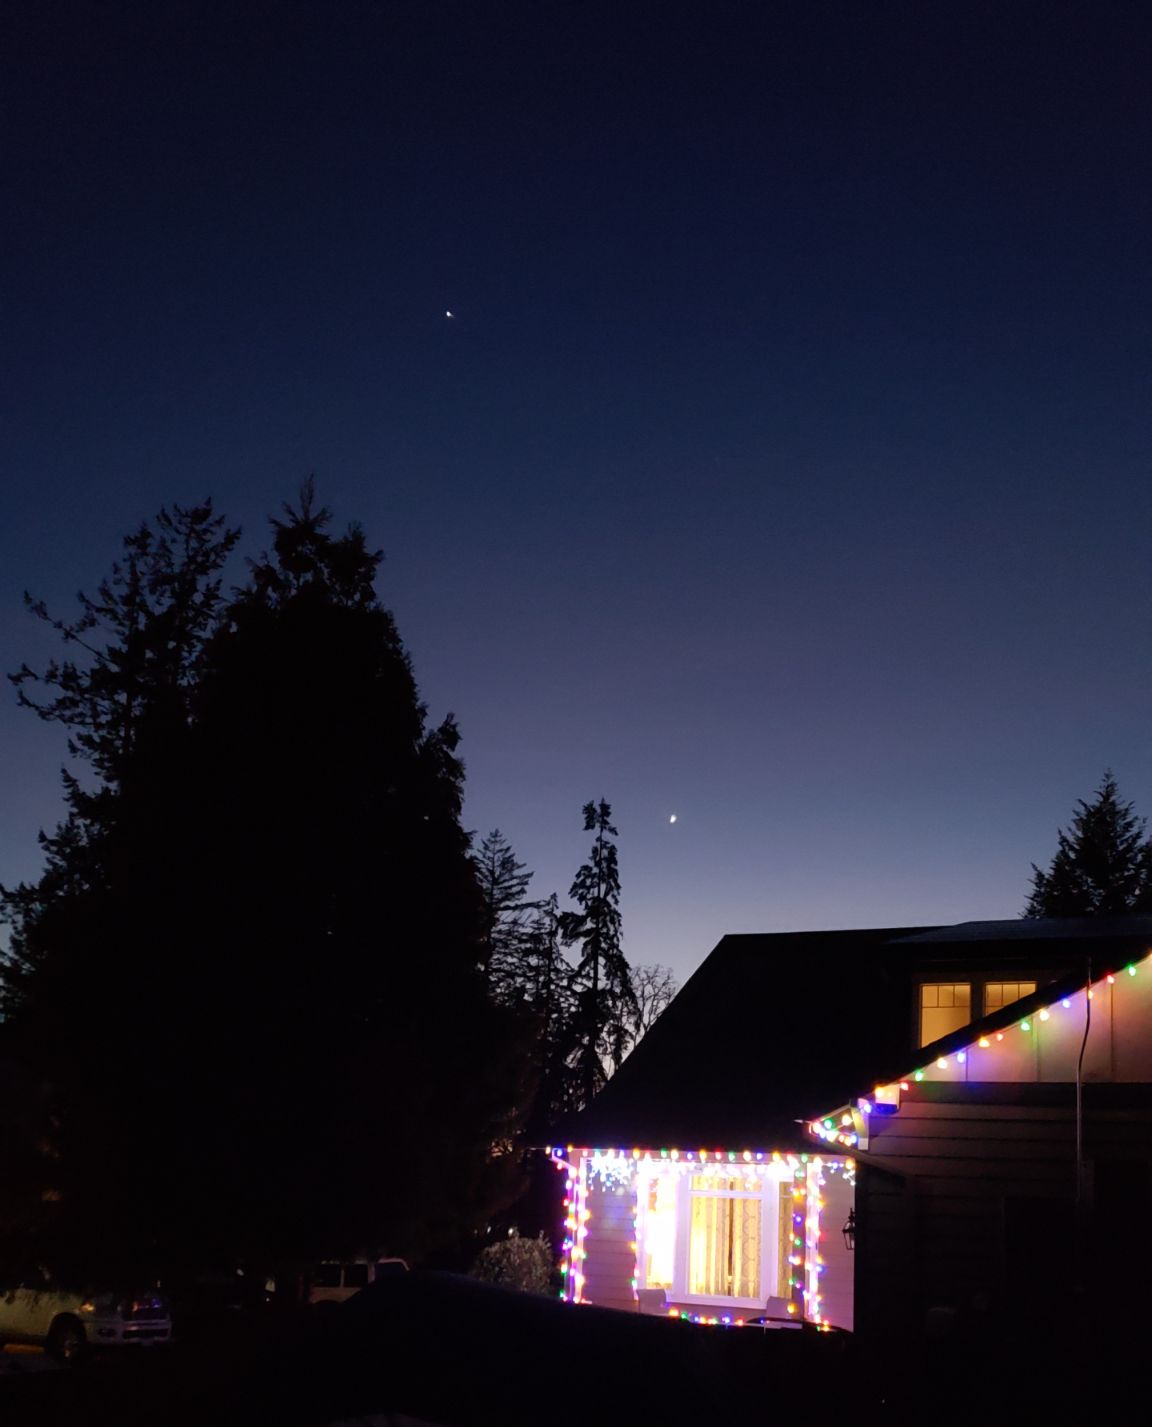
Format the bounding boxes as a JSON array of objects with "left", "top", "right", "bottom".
[{"left": 673, "top": 1293, "right": 767, "bottom": 1310}]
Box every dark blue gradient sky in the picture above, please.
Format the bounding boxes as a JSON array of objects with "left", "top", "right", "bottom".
[{"left": 3, "top": 1, "right": 1151, "bottom": 982}]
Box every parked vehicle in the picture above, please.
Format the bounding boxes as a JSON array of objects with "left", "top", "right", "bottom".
[
  {"left": 0, "top": 1272, "right": 171, "bottom": 1361},
  {"left": 307, "top": 1258, "right": 407, "bottom": 1305},
  {"left": 741, "top": 1314, "right": 850, "bottom": 1336}
]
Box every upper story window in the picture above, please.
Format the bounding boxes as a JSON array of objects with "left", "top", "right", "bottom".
[
  {"left": 984, "top": 981, "right": 1036, "bottom": 1014},
  {"left": 919, "top": 982, "right": 971, "bottom": 1046},
  {"left": 918, "top": 978, "right": 1041, "bottom": 1046}
]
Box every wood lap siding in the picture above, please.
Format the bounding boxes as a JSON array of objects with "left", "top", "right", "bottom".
[
  {"left": 855, "top": 1164, "right": 912, "bottom": 1334},
  {"left": 867, "top": 1100, "right": 1075, "bottom": 1323},
  {"left": 582, "top": 1180, "right": 637, "bottom": 1311},
  {"left": 817, "top": 1169, "right": 855, "bottom": 1331},
  {"left": 869, "top": 1097, "right": 1152, "bottom": 1190},
  {"left": 861, "top": 1092, "right": 1152, "bottom": 1330}
]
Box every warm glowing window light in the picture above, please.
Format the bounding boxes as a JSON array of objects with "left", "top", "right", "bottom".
[
  {"left": 641, "top": 1174, "right": 676, "bottom": 1289},
  {"left": 640, "top": 1161, "right": 788, "bottom": 1305},
  {"left": 687, "top": 1175, "right": 762, "bottom": 1299},
  {"left": 984, "top": 980, "right": 1036, "bottom": 1014},
  {"left": 919, "top": 982, "right": 971, "bottom": 1046},
  {"left": 813, "top": 950, "right": 1152, "bottom": 1143}
]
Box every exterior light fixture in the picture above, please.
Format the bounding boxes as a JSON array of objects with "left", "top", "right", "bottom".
[{"left": 842, "top": 1208, "right": 856, "bottom": 1252}]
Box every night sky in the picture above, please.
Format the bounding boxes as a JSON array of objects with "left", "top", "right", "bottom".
[{"left": 3, "top": 1, "right": 1151, "bottom": 984}]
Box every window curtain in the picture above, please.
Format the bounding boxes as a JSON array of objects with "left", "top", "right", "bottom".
[{"left": 688, "top": 1188, "right": 761, "bottom": 1298}]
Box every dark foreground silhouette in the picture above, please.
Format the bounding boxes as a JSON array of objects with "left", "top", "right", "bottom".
[
  {"left": 0, "top": 1270, "right": 1139, "bottom": 1426},
  {"left": 0, "top": 1271, "right": 848, "bottom": 1426}
]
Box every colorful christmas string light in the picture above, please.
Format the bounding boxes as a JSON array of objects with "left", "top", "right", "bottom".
[
  {"left": 549, "top": 1146, "right": 853, "bottom": 1324},
  {"left": 809, "top": 949, "right": 1151, "bottom": 1148}
]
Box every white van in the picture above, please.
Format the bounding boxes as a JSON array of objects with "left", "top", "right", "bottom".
[{"left": 308, "top": 1258, "right": 407, "bottom": 1306}]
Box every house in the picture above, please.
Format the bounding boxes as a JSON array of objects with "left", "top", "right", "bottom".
[{"left": 551, "top": 917, "right": 1152, "bottom": 1342}]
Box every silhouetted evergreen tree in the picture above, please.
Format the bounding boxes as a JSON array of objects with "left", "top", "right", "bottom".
[
  {"left": 1025, "top": 771, "right": 1152, "bottom": 916},
  {"left": 563, "top": 800, "right": 635, "bottom": 1106},
  {"left": 472, "top": 834, "right": 576, "bottom": 1130},
  {"left": 474, "top": 829, "right": 535, "bottom": 995},
  {"left": 179, "top": 485, "right": 526, "bottom": 1275},
  {"left": 11, "top": 502, "right": 237, "bottom": 784},
  {"left": 1, "top": 488, "right": 528, "bottom": 1283},
  {"left": 523, "top": 894, "right": 568, "bottom": 1024},
  {"left": 1, "top": 502, "right": 240, "bottom": 1277},
  {"left": 2, "top": 501, "right": 239, "bottom": 1018},
  {"left": 520, "top": 892, "right": 579, "bottom": 1131}
]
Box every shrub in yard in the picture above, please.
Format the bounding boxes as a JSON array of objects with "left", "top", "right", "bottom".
[{"left": 472, "top": 1230, "right": 553, "bottom": 1295}]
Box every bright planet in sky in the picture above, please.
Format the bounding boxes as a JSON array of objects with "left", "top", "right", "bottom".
[{"left": 669, "top": 814, "right": 677, "bottom": 824}]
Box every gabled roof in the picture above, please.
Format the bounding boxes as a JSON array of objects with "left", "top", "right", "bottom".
[
  {"left": 557, "top": 917, "right": 1152, "bottom": 1149},
  {"left": 895, "top": 916, "right": 1152, "bottom": 945},
  {"left": 555, "top": 926, "right": 933, "bottom": 1148}
]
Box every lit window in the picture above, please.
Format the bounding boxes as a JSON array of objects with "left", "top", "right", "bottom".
[
  {"left": 920, "top": 982, "right": 971, "bottom": 1046},
  {"left": 984, "top": 981, "right": 1036, "bottom": 1014},
  {"left": 636, "top": 1165, "right": 783, "bottom": 1306},
  {"left": 687, "top": 1174, "right": 763, "bottom": 1300},
  {"left": 642, "top": 1175, "right": 676, "bottom": 1289}
]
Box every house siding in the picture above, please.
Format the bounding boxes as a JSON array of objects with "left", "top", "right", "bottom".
[
  {"left": 578, "top": 1161, "right": 855, "bottom": 1327},
  {"left": 582, "top": 1178, "right": 636, "bottom": 1311},
  {"left": 858, "top": 1090, "right": 1152, "bottom": 1333},
  {"left": 854, "top": 1163, "right": 913, "bottom": 1334},
  {"left": 817, "top": 1167, "right": 854, "bottom": 1331}
]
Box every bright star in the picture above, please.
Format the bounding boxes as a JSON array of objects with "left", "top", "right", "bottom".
[
  {"left": 669, "top": 814, "right": 677, "bottom": 824},
  {"left": 445, "top": 310, "right": 455, "bottom": 318}
]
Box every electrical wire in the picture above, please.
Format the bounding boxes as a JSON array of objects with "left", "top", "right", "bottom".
[{"left": 1074, "top": 956, "right": 1092, "bottom": 1210}]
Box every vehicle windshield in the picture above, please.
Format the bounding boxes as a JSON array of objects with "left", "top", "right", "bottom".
[
  {"left": 312, "top": 1263, "right": 342, "bottom": 1288},
  {"left": 343, "top": 1263, "right": 369, "bottom": 1288}
]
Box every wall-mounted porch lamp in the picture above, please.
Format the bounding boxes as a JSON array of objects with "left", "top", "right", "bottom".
[{"left": 842, "top": 1208, "right": 856, "bottom": 1251}]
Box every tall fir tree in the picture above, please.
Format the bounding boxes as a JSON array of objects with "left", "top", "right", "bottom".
[
  {"left": 523, "top": 893, "right": 569, "bottom": 1023},
  {"left": 563, "top": 800, "right": 636, "bottom": 1107},
  {"left": 0, "top": 487, "right": 529, "bottom": 1282},
  {"left": 474, "top": 829, "right": 535, "bottom": 997},
  {"left": 9, "top": 500, "right": 239, "bottom": 789},
  {"left": 1025, "top": 771, "right": 1152, "bottom": 917},
  {"left": 520, "top": 892, "right": 579, "bottom": 1131},
  {"left": 472, "top": 835, "right": 578, "bottom": 1130},
  {"left": 1, "top": 502, "right": 241, "bottom": 1277}
]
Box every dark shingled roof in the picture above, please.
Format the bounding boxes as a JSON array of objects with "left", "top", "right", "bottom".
[
  {"left": 555, "top": 917, "right": 1152, "bottom": 1149},
  {"left": 895, "top": 916, "right": 1152, "bottom": 945}
]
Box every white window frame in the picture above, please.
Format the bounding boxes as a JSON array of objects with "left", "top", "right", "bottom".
[{"left": 636, "top": 1169, "right": 780, "bottom": 1310}]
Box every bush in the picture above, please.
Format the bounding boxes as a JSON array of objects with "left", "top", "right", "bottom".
[{"left": 471, "top": 1230, "right": 553, "bottom": 1295}]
